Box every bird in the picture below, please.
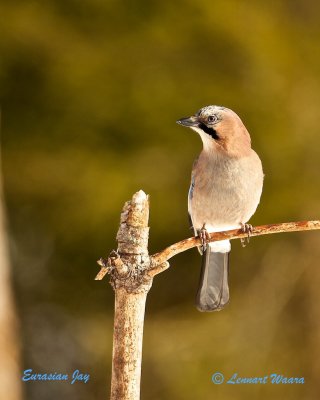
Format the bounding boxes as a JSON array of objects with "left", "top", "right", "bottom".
[{"left": 177, "top": 105, "right": 264, "bottom": 312}]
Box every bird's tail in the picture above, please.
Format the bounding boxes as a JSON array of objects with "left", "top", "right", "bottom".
[{"left": 196, "top": 245, "right": 230, "bottom": 312}]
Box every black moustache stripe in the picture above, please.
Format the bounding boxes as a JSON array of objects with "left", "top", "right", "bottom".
[{"left": 198, "top": 123, "right": 219, "bottom": 140}]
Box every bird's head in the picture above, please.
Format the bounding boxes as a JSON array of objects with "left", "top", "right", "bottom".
[{"left": 177, "top": 105, "right": 252, "bottom": 156}]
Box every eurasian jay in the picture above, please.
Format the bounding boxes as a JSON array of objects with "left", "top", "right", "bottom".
[{"left": 177, "top": 105, "right": 264, "bottom": 312}]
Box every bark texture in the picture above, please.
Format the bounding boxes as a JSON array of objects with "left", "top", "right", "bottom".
[
  {"left": 111, "top": 289, "right": 147, "bottom": 400},
  {"left": 95, "top": 190, "right": 320, "bottom": 400},
  {"left": 150, "top": 220, "right": 320, "bottom": 268},
  {"left": 109, "top": 190, "right": 152, "bottom": 400}
]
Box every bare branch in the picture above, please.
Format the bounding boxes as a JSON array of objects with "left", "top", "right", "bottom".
[
  {"left": 95, "top": 190, "right": 320, "bottom": 400},
  {"left": 149, "top": 220, "right": 320, "bottom": 274},
  {"left": 108, "top": 190, "right": 151, "bottom": 400},
  {"left": 96, "top": 219, "right": 320, "bottom": 280}
]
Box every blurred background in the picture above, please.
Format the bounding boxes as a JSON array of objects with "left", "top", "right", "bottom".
[{"left": 1, "top": 0, "right": 320, "bottom": 399}]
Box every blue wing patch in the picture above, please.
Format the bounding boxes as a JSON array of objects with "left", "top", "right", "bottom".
[
  {"left": 189, "top": 175, "right": 195, "bottom": 201},
  {"left": 188, "top": 175, "right": 195, "bottom": 229}
]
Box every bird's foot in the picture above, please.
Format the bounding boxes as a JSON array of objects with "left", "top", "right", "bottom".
[
  {"left": 198, "top": 224, "right": 210, "bottom": 252},
  {"left": 240, "top": 223, "right": 253, "bottom": 248}
]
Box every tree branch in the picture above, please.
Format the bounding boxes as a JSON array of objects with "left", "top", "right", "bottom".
[
  {"left": 149, "top": 220, "right": 320, "bottom": 273},
  {"left": 96, "top": 219, "right": 320, "bottom": 280},
  {"left": 108, "top": 190, "right": 151, "bottom": 400},
  {"left": 95, "top": 191, "right": 320, "bottom": 400}
]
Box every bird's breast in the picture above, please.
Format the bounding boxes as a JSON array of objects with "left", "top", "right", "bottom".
[{"left": 189, "top": 150, "right": 263, "bottom": 231}]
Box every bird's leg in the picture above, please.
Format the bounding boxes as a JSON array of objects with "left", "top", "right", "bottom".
[
  {"left": 198, "top": 223, "right": 210, "bottom": 252},
  {"left": 240, "top": 223, "right": 253, "bottom": 248}
]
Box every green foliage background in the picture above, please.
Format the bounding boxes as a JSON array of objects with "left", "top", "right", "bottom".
[{"left": 1, "top": 1, "right": 320, "bottom": 399}]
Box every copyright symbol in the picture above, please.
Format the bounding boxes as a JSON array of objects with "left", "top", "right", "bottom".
[{"left": 212, "top": 372, "right": 224, "bottom": 384}]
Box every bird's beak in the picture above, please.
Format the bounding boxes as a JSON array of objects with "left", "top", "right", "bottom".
[{"left": 176, "top": 115, "right": 199, "bottom": 127}]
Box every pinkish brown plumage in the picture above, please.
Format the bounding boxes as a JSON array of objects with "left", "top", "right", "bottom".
[{"left": 177, "top": 105, "right": 264, "bottom": 312}]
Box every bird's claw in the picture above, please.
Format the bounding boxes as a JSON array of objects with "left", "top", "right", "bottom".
[
  {"left": 240, "top": 223, "right": 252, "bottom": 248},
  {"left": 198, "top": 224, "right": 210, "bottom": 252}
]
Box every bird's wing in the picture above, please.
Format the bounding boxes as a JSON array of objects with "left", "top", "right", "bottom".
[{"left": 188, "top": 157, "right": 198, "bottom": 235}]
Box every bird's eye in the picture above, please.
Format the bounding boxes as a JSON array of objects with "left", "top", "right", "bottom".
[{"left": 207, "top": 115, "right": 217, "bottom": 123}]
